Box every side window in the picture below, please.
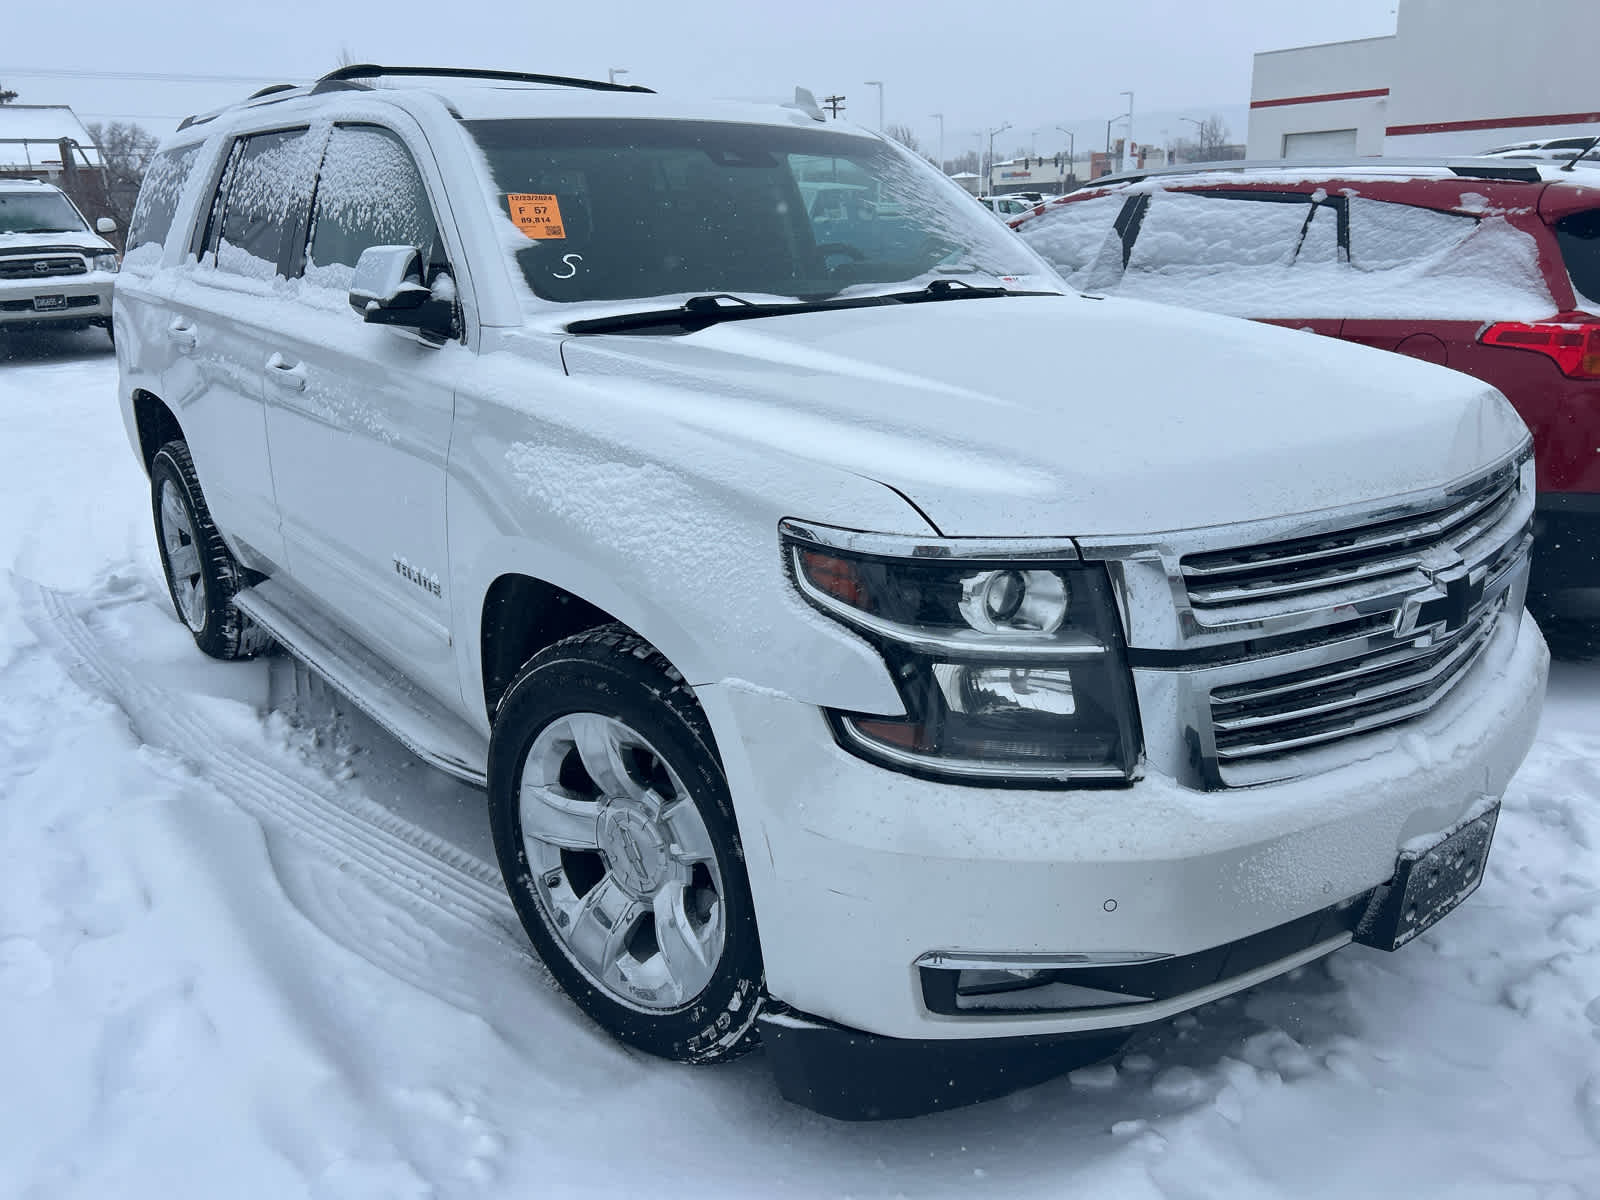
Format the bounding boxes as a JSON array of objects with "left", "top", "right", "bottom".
[
  {"left": 1555, "top": 208, "right": 1600, "bottom": 310},
  {"left": 125, "top": 144, "right": 201, "bottom": 264},
  {"left": 1016, "top": 193, "right": 1126, "bottom": 288},
  {"left": 211, "top": 128, "right": 319, "bottom": 280},
  {"left": 305, "top": 125, "right": 442, "bottom": 292},
  {"left": 1347, "top": 198, "right": 1474, "bottom": 270}
]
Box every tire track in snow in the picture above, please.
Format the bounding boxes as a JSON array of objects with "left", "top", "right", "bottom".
[{"left": 14, "top": 576, "right": 522, "bottom": 948}]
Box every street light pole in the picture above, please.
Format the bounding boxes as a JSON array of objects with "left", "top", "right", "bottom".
[
  {"left": 1120, "top": 90, "right": 1134, "bottom": 167},
  {"left": 1180, "top": 116, "right": 1203, "bottom": 161},
  {"left": 608, "top": 67, "right": 629, "bottom": 85},
  {"left": 986, "top": 121, "right": 1011, "bottom": 194},
  {"left": 863, "top": 80, "right": 884, "bottom": 130},
  {"left": 1055, "top": 125, "right": 1075, "bottom": 191},
  {"left": 930, "top": 112, "right": 945, "bottom": 173}
]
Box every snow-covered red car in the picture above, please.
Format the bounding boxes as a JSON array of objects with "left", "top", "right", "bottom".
[
  {"left": 1008, "top": 160, "right": 1600, "bottom": 623},
  {"left": 114, "top": 67, "right": 1546, "bottom": 1118}
]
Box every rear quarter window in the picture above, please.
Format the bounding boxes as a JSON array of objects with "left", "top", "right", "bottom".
[{"left": 1555, "top": 208, "right": 1600, "bottom": 311}]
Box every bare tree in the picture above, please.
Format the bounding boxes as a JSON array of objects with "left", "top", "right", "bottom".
[
  {"left": 884, "top": 123, "right": 921, "bottom": 154},
  {"left": 0, "top": 83, "right": 17, "bottom": 104},
  {"left": 85, "top": 121, "right": 159, "bottom": 229},
  {"left": 1196, "top": 114, "right": 1231, "bottom": 159},
  {"left": 945, "top": 149, "right": 979, "bottom": 176}
]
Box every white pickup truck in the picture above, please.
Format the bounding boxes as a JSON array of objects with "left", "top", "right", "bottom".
[{"left": 113, "top": 65, "right": 1547, "bottom": 1119}]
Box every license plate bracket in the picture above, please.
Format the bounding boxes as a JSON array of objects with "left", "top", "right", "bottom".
[
  {"left": 32, "top": 294, "right": 67, "bottom": 311},
  {"left": 1354, "top": 803, "right": 1499, "bottom": 951}
]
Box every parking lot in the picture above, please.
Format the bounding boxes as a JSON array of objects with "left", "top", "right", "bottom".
[{"left": 1, "top": 330, "right": 1595, "bottom": 1197}]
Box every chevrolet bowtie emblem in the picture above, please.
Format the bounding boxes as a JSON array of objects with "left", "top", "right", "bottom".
[{"left": 1394, "top": 558, "right": 1483, "bottom": 638}]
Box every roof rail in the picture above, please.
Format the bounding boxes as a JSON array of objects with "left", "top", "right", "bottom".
[
  {"left": 311, "top": 64, "right": 654, "bottom": 95},
  {"left": 1086, "top": 156, "right": 1546, "bottom": 188},
  {"left": 176, "top": 63, "right": 655, "bottom": 132}
]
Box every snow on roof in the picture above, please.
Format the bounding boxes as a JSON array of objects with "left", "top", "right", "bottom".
[{"left": 0, "top": 105, "right": 103, "bottom": 171}]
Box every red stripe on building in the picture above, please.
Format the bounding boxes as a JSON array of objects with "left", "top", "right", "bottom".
[
  {"left": 1250, "top": 88, "right": 1389, "bottom": 110},
  {"left": 1387, "top": 110, "right": 1600, "bottom": 137}
]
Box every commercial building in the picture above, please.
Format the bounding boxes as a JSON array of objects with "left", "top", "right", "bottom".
[{"left": 1248, "top": 0, "right": 1598, "bottom": 159}]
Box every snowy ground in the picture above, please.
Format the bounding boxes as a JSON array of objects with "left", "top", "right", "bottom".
[{"left": 1, "top": 329, "right": 1597, "bottom": 1199}]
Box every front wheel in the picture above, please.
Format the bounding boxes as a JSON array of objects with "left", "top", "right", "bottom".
[{"left": 487, "top": 626, "right": 764, "bottom": 1063}]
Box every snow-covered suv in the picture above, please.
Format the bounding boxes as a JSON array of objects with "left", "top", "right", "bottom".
[
  {"left": 0, "top": 178, "right": 119, "bottom": 340},
  {"left": 115, "top": 66, "right": 1548, "bottom": 1119}
]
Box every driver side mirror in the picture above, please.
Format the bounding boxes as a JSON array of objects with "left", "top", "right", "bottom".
[
  {"left": 95, "top": 216, "right": 118, "bottom": 235},
  {"left": 348, "top": 245, "right": 456, "bottom": 344}
]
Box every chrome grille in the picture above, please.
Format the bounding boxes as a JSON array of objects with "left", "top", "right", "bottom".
[
  {"left": 1181, "top": 463, "right": 1521, "bottom": 623},
  {"left": 0, "top": 255, "right": 87, "bottom": 281},
  {"left": 1209, "top": 594, "right": 1503, "bottom": 771}
]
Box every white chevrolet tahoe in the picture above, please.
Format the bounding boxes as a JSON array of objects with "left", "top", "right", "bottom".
[
  {"left": 115, "top": 66, "right": 1548, "bottom": 1119},
  {"left": 1, "top": 178, "right": 119, "bottom": 340}
]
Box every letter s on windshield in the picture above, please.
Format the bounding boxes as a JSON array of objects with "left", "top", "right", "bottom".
[{"left": 554, "top": 254, "right": 583, "bottom": 280}]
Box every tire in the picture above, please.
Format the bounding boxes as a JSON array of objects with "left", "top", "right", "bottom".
[
  {"left": 150, "top": 440, "right": 272, "bottom": 660},
  {"left": 488, "top": 625, "right": 764, "bottom": 1063}
]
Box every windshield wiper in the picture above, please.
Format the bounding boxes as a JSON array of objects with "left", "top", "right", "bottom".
[
  {"left": 566, "top": 280, "right": 1058, "bottom": 335},
  {"left": 18, "top": 227, "right": 78, "bottom": 234}
]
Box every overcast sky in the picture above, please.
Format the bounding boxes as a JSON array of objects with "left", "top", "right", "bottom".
[{"left": 1, "top": 0, "right": 1399, "bottom": 158}]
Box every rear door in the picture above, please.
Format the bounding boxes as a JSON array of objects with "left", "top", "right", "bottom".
[
  {"left": 161, "top": 126, "right": 324, "bottom": 573},
  {"left": 261, "top": 121, "right": 465, "bottom": 708}
]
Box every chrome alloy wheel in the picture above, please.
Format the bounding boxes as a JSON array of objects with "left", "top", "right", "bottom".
[
  {"left": 158, "top": 478, "right": 207, "bottom": 633},
  {"left": 520, "top": 712, "right": 726, "bottom": 1011}
]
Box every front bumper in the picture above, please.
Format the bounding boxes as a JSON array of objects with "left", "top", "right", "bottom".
[
  {"left": 698, "top": 607, "right": 1546, "bottom": 1047},
  {"left": 0, "top": 273, "right": 115, "bottom": 327}
]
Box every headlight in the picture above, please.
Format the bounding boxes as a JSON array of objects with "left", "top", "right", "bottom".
[
  {"left": 93, "top": 253, "right": 119, "bottom": 274},
  {"left": 782, "top": 520, "right": 1142, "bottom": 786}
]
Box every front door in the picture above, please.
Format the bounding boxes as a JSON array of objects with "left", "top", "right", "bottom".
[{"left": 261, "top": 121, "right": 465, "bottom": 708}]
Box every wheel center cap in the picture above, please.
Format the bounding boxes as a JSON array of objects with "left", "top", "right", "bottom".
[{"left": 597, "top": 805, "right": 669, "bottom": 894}]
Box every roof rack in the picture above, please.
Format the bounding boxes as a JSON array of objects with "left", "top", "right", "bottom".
[
  {"left": 311, "top": 64, "right": 654, "bottom": 95},
  {"left": 1086, "top": 156, "right": 1545, "bottom": 188},
  {"left": 178, "top": 63, "right": 655, "bottom": 131}
]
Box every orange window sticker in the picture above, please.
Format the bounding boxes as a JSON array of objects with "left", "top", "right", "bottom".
[{"left": 507, "top": 193, "right": 566, "bottom": 240}]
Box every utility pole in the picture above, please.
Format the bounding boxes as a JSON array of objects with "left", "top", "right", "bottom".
[
  {"left": 863, "top": 80, "right": 884, "bottom": 130},
  {"left": 930, "top": 112, "right": 945, "bottom": 173},
  {"left": 822, "top": 95, "right": 846, "bottom": 119}
]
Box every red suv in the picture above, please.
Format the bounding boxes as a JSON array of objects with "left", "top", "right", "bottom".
[{"left": 1009, "top": 161, "right": 1599, "bottom": 625}]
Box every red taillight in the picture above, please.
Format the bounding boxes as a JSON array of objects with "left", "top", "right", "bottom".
[{"left": 1480, "top": 321, "right": 1600, "bottom": 378}]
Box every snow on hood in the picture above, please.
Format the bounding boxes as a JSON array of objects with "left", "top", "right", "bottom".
[
  {"left": 559, "top": 294, "right": 1529, "bottom": 538},
  {"left": 0, "top": 229, "right": 114, "bottom": 255}
]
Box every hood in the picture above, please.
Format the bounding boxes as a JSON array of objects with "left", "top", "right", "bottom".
[
  {"left": 559, "top": 294, "right": 1529, "bottom": 537},
  {"left": 0, "top": 230, "right": 115, "bottom": 255}
]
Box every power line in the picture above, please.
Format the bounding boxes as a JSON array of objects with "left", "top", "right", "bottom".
[{"left": 0, "top": 66, "right": 291, "bottom": 85}]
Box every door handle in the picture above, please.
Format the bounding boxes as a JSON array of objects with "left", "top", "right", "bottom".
[
  {"left": 264, "top": 352, "right": 308, "bottom": 392},
  {"left": 166, "top": 318, "right": 197, "bottom": 351}
]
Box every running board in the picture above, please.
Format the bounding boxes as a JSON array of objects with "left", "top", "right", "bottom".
[{"left": 233, "top": 580, "right": 489, "bottom": 787}]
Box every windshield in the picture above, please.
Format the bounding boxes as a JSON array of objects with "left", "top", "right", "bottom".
[
  {"left": 0, "top": 190, "right": 88, "bottom": 235},
  {"left": 464, "top": 117, "right": 1052, "bottom": 303}
]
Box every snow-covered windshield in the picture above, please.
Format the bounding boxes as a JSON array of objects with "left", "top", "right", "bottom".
[
  {"left": 0, "top": 190, "right": 88, "bottom": 236},
  {"left": 464, "top": 117, "right": 1050, "bottom": 303}
]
